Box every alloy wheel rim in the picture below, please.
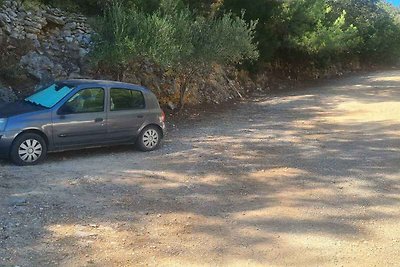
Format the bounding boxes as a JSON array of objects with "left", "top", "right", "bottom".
[
  {"left": 143, "top": 129, "right": 159, "bottom": 149},
  {"left": 18, "top": 139, "right": 43, "bottom": 163}
]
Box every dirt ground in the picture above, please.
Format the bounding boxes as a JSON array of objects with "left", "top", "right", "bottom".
[{"left": 1, "top": 70, "right": 400, "bottom": 266}]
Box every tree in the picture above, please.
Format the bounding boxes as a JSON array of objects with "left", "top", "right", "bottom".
[
  {"left": 271, "top": 0, "right": 361, "bottom": 66},
  {"left": 328, "top": 0, "right": 400, "bottom": 64},
  {"left": 221, "top": 0, "right": 282, "bottom": 62},
  {"left": 92, "top": 0, "right": 259, "bottom": 108}
]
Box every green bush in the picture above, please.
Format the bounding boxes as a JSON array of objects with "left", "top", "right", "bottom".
[
  {"left": 328, "top": 0, "right": 400, "bottom": 64},
  {"left": 92, "top": 0, "right": 258, "bottom": 107},
  {"left": 39, "top": 0, "right": 400, "bottom": 73},
  {"left": 222, "top": 0, "right": 400, "bottom": 69},
  {"left": 280, "top": 0, "right": 362, "bottom": 65}
]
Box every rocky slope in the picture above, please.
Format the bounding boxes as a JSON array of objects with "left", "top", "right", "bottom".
[{"left": 0, "top": 0, "right": 92, "bottom": 85}]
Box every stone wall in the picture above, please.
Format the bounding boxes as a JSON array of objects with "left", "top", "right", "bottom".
[{"left": 0, "top": 0, "right": 92, "bottom": 84}]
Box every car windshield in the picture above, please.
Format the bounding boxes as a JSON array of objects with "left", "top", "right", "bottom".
[{"left": 25, "top": 83, "right": 74, "bottom": 108}]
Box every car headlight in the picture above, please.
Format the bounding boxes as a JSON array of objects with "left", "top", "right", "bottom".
[{"left": 0, "top": 118, "right": 7, "bottom": 132}]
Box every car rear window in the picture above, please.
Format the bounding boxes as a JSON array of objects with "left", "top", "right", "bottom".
[{"left": 110, "top": 88, "right": 145, "bottom": 111}]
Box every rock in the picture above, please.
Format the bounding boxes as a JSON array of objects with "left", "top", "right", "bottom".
[
  {"left": 0, "top": 13, "right": 11, "bottom": 24},
  {"left": 20, "top": 51, "right": 55, "bottom": 81},
  {"left": 3, "top": 24, "right": 12, "bottom": 34},
  {"left": 77, "top": 35, "right": 91, "bottom": 46},
  {"left": 10, "top": 31, "right": 22, "bottom": 39},
  {"left": 24, "top": 20, "right": 42, "bottom": 30},
  {"left": 26, "top": 33, "right": 38, "bottom": 40},
  {"left": 6, "top": 9, "right": 17, "bottom": 19},
  {"left": 44, "top": 13, "right": 65, "bottom": 25},
  {"left": 32, "top": 39, "right": 41, "bottom": 48},
  {"left": 68, "top": 72, "right": 82, "bottom": 79},
  {"left": 64, "top": 21, "right": 76, "bottom": 29},
  {"left": 79, "top": 47, "right": 89, "bottom": 58},
  {"left": 62, "top": 29, "right": 72, "bottom": 37},
  {"left": 25, "top": 25, "right": 41, "bottom": 34},
  {"left": 168, "top": 101, "right": 177, "bottom": 111},
  {"left": 66, "top": 42, "right": 80, "bottom": 52}
]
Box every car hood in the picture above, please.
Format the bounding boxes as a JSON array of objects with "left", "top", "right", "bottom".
[{"left": 0, "top": 101, "right": 46, "bottom": 118}]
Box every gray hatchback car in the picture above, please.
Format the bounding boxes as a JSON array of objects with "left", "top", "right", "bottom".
[{"left": 0, "top": 80, "right": 166, "bottom": 165}]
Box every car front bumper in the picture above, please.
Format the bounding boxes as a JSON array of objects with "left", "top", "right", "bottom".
[{"left": 0, "top": 131, "right": 17, "bottom": 159}]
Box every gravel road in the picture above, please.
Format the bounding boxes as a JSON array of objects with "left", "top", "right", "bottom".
[{"left": 1, "top": 70, "right": 400, "bottom": 266}]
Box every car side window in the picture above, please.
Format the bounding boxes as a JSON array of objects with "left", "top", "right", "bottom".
[
  {"left": 61, "top": 88, "right": 105, "bottom": 114},
  {"left": 110, "top": 88, "right": 145, "bottom": 111}
]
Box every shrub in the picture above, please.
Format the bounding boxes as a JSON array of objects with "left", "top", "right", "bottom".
[
  {"left": 92, "top": 0, "right": 259, "bottom": 107},
  {"left": 328, "top": 0, "right": 400, "bottom": 64},
  {"left": 274, "top": 0, "right": 361, "bottom": 66},
  {"left": 222, "top": 0, "right": 400, "bottom": 69}
]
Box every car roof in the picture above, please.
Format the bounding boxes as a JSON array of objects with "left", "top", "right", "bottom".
[{"left": 60, "top": 79, "right": 151, "bottom": 93}]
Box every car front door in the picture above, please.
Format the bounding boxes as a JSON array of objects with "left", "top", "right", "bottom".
[
  {"left": 107, "top": 88, "right": 146, "bottom": 142},
  {"left": 52, "top": 87, "right": 107, "bottom": 149}
]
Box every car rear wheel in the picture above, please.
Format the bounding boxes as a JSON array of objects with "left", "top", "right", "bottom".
[
  {"left": 10, "top": 133, "right": 47, "bottom": 166},
  {"left": 137, "top": 126, "right": 162, "bottom": 152}
]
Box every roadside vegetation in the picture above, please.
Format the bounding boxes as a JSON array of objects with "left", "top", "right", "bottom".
[
  {"left": 13, "top": 0, "right": 400, "bottom": 105},
  {"left": 91, "top": 0, "right": 259, "bottom": 107},
  {"left": 39, "top": 0, "right": 400, "bottom": 67}
]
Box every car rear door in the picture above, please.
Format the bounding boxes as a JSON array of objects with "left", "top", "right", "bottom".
[
  {"left": 52, "top": 87, "right": 108, "bottom": 149},
  {"left": 107, "top": 88, "right": 146, "bottom": 142}
]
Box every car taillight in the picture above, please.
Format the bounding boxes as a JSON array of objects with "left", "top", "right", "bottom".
[{"left": 161, "top": 110, "right": 166, "bottom": 122}]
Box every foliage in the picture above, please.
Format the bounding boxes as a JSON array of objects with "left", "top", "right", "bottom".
[
  {"left": 221, "top": 0, "right": 281, "bottom": 62},
  {"left": 327, "top": 0, "right": 400, "bottom": 64},
  {"left": 38, "top": 0, "right": 400, "bottom": 71},
  {"left": 278, "top": 0, "right": 362, "bottom": 65},
  {"left": 92, "top": 0, "right": 258, "bottom": 106},
  {"left": 222, "top": 0, "right": 400, "bottom": 67}
]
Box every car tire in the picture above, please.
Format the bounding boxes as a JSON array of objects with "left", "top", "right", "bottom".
[
  {"left": 10, "top": 133, "right": 47, "bottom": 166},
  {"left": 137, "top": 125, "right": 162, "bottom": 152}
]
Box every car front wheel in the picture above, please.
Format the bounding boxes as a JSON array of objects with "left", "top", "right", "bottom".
[
  {"left": 10, "top": 133, "right": 47, "bottom": 166},
  {"left": 137, "top": 126, "right": 162, "bottom": 152}
]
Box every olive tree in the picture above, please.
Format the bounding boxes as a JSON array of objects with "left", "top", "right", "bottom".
[{"left": 92, "top": 0, "right": 259, "bottom": 107}]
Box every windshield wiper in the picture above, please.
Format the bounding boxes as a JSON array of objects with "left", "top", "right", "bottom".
[{"left": 24, "top": 100, "right": 48, "bottom": 109}]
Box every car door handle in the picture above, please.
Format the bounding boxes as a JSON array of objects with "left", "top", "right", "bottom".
[
  {"left": 137, "top": 115, "right": 144, "bottom": 118},
  {"left": 95, "top": 118, "right": 104, "bottom": 123}
]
